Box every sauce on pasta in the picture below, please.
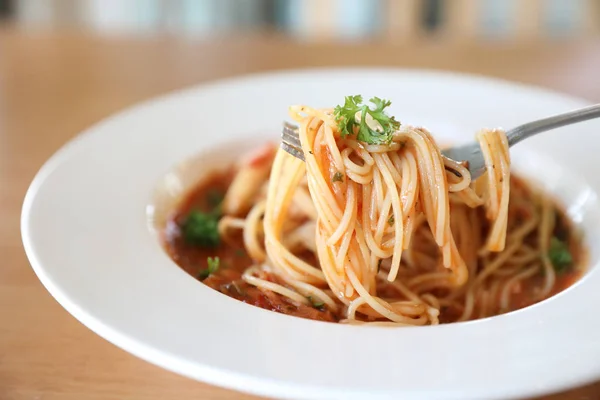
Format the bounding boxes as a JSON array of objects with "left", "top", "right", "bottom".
[
  {"left": 163, "top": 168, "right": 584, "bottom": 324},
  {"left": 162, "top": 97, "right": 586, "bottom": 325}
]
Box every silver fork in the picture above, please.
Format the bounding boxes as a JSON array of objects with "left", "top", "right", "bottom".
[{"left": 281, "top": 103, "right": 600, "bottom": 179}]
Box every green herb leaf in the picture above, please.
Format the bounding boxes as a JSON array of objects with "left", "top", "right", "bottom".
[
  {"left": 388, "top": 215, "right": 395, "bottom": 225},
  {"left": 377, "top": 259, "right": 382, "bottom": 273},
  {"left": 181, "top": 210, "right": 220, "bottom": 247},
  {"left": 548, "top": 237, "right": 572, "bottom": 273},
  {"left": 207, "top": 256, "right": 220, "bottom": 272},
  {"left": 198, "top": 256, "right": 220, "bottom": 280},
  {"left": 332, "top": 171, "right": 344, "bottom": 183},
  {"left": 308, "top": 296, "right": 325, "bottom": 310},
  {"left": 333, "top": 95, "right": 400, "bottom": 145}
]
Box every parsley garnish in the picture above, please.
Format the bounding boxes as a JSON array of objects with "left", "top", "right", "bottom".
[
  {"left": 333, "top": 95, "right": 400, "bottom": 145},
  {"left": 181, "top": 191, "right": 223, "bottom": 248},
  {"left": 388, "top": 215, "right": 395, "bottom": 225},
  {"left": 308, "top": 296, "right": 325, "bottom": 310},
  {"left": 548, "top": 237, "right": 572, "bottom": 273},
  {"left": 198, "top": 256, "right": 220, "bottom": 280},
  {"left": 332, "top": 172, "right": 344, "bottom": 183},
  {"left": 181, "top": 210, "right": 220, "bottom": 247}
]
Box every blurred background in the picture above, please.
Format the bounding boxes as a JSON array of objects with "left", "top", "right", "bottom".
[
  {"left": 2, "top": 3, "right": 600, "bottom": 400},
  {"left": 0, "top": 0, "right": 598, "bottom": 41}
]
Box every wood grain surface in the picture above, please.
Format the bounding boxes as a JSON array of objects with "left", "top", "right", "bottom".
[{"left": 1, "top": 27, "right": 599, "bottom": 400}]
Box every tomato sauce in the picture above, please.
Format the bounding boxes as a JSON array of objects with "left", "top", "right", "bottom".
[
  {"left": 162, "top": 171, "right": 585, "bottom": 324},
  {"left": 162, "top": 170, "right": 338, "bottom": 322}
]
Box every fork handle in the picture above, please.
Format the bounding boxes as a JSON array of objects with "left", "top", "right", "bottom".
[{"left": 507, "top": 103, "right": 600, "bottom": 146}]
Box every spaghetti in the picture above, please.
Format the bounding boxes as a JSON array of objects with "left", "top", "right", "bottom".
[{"left": 163, "top": 96, "right": 584, "bottom": 325}]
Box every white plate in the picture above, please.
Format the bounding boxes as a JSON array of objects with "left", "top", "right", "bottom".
[{"left": 22, "top": 69, "right": 600, "bottom": 400}]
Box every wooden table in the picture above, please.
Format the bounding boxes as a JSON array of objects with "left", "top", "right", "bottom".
[{"left": 1, "top": 27, "right": 600, "bottom": 400}]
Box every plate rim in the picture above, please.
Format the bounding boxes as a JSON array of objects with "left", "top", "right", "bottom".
[{"left": 21, "top": 67, "right": 600, "bottom": 400}]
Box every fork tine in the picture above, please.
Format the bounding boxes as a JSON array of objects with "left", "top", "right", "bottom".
[
  {"left": 283, "top": 123, "right": 300, "bottom": 136},
  {"left": 281, "top": 122, "right": 305, "bottom": 161},
  {"left": 282, "top": 122, "right": 302, "bottom": 147},
  {"left": 284, "top": 122, "right": 299, "bottom": 131},
  {"left": 281, "top": 142, "right": 305, "bottom": 161},
  {"left": 282, "top": 126, "right": 300, "bottom": 139},
  {"left": 282, "top": 130, "right": 302, "bottom": 148},
  {"left": 283, "top": 122, "right": 300, "bottom": 135}
]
